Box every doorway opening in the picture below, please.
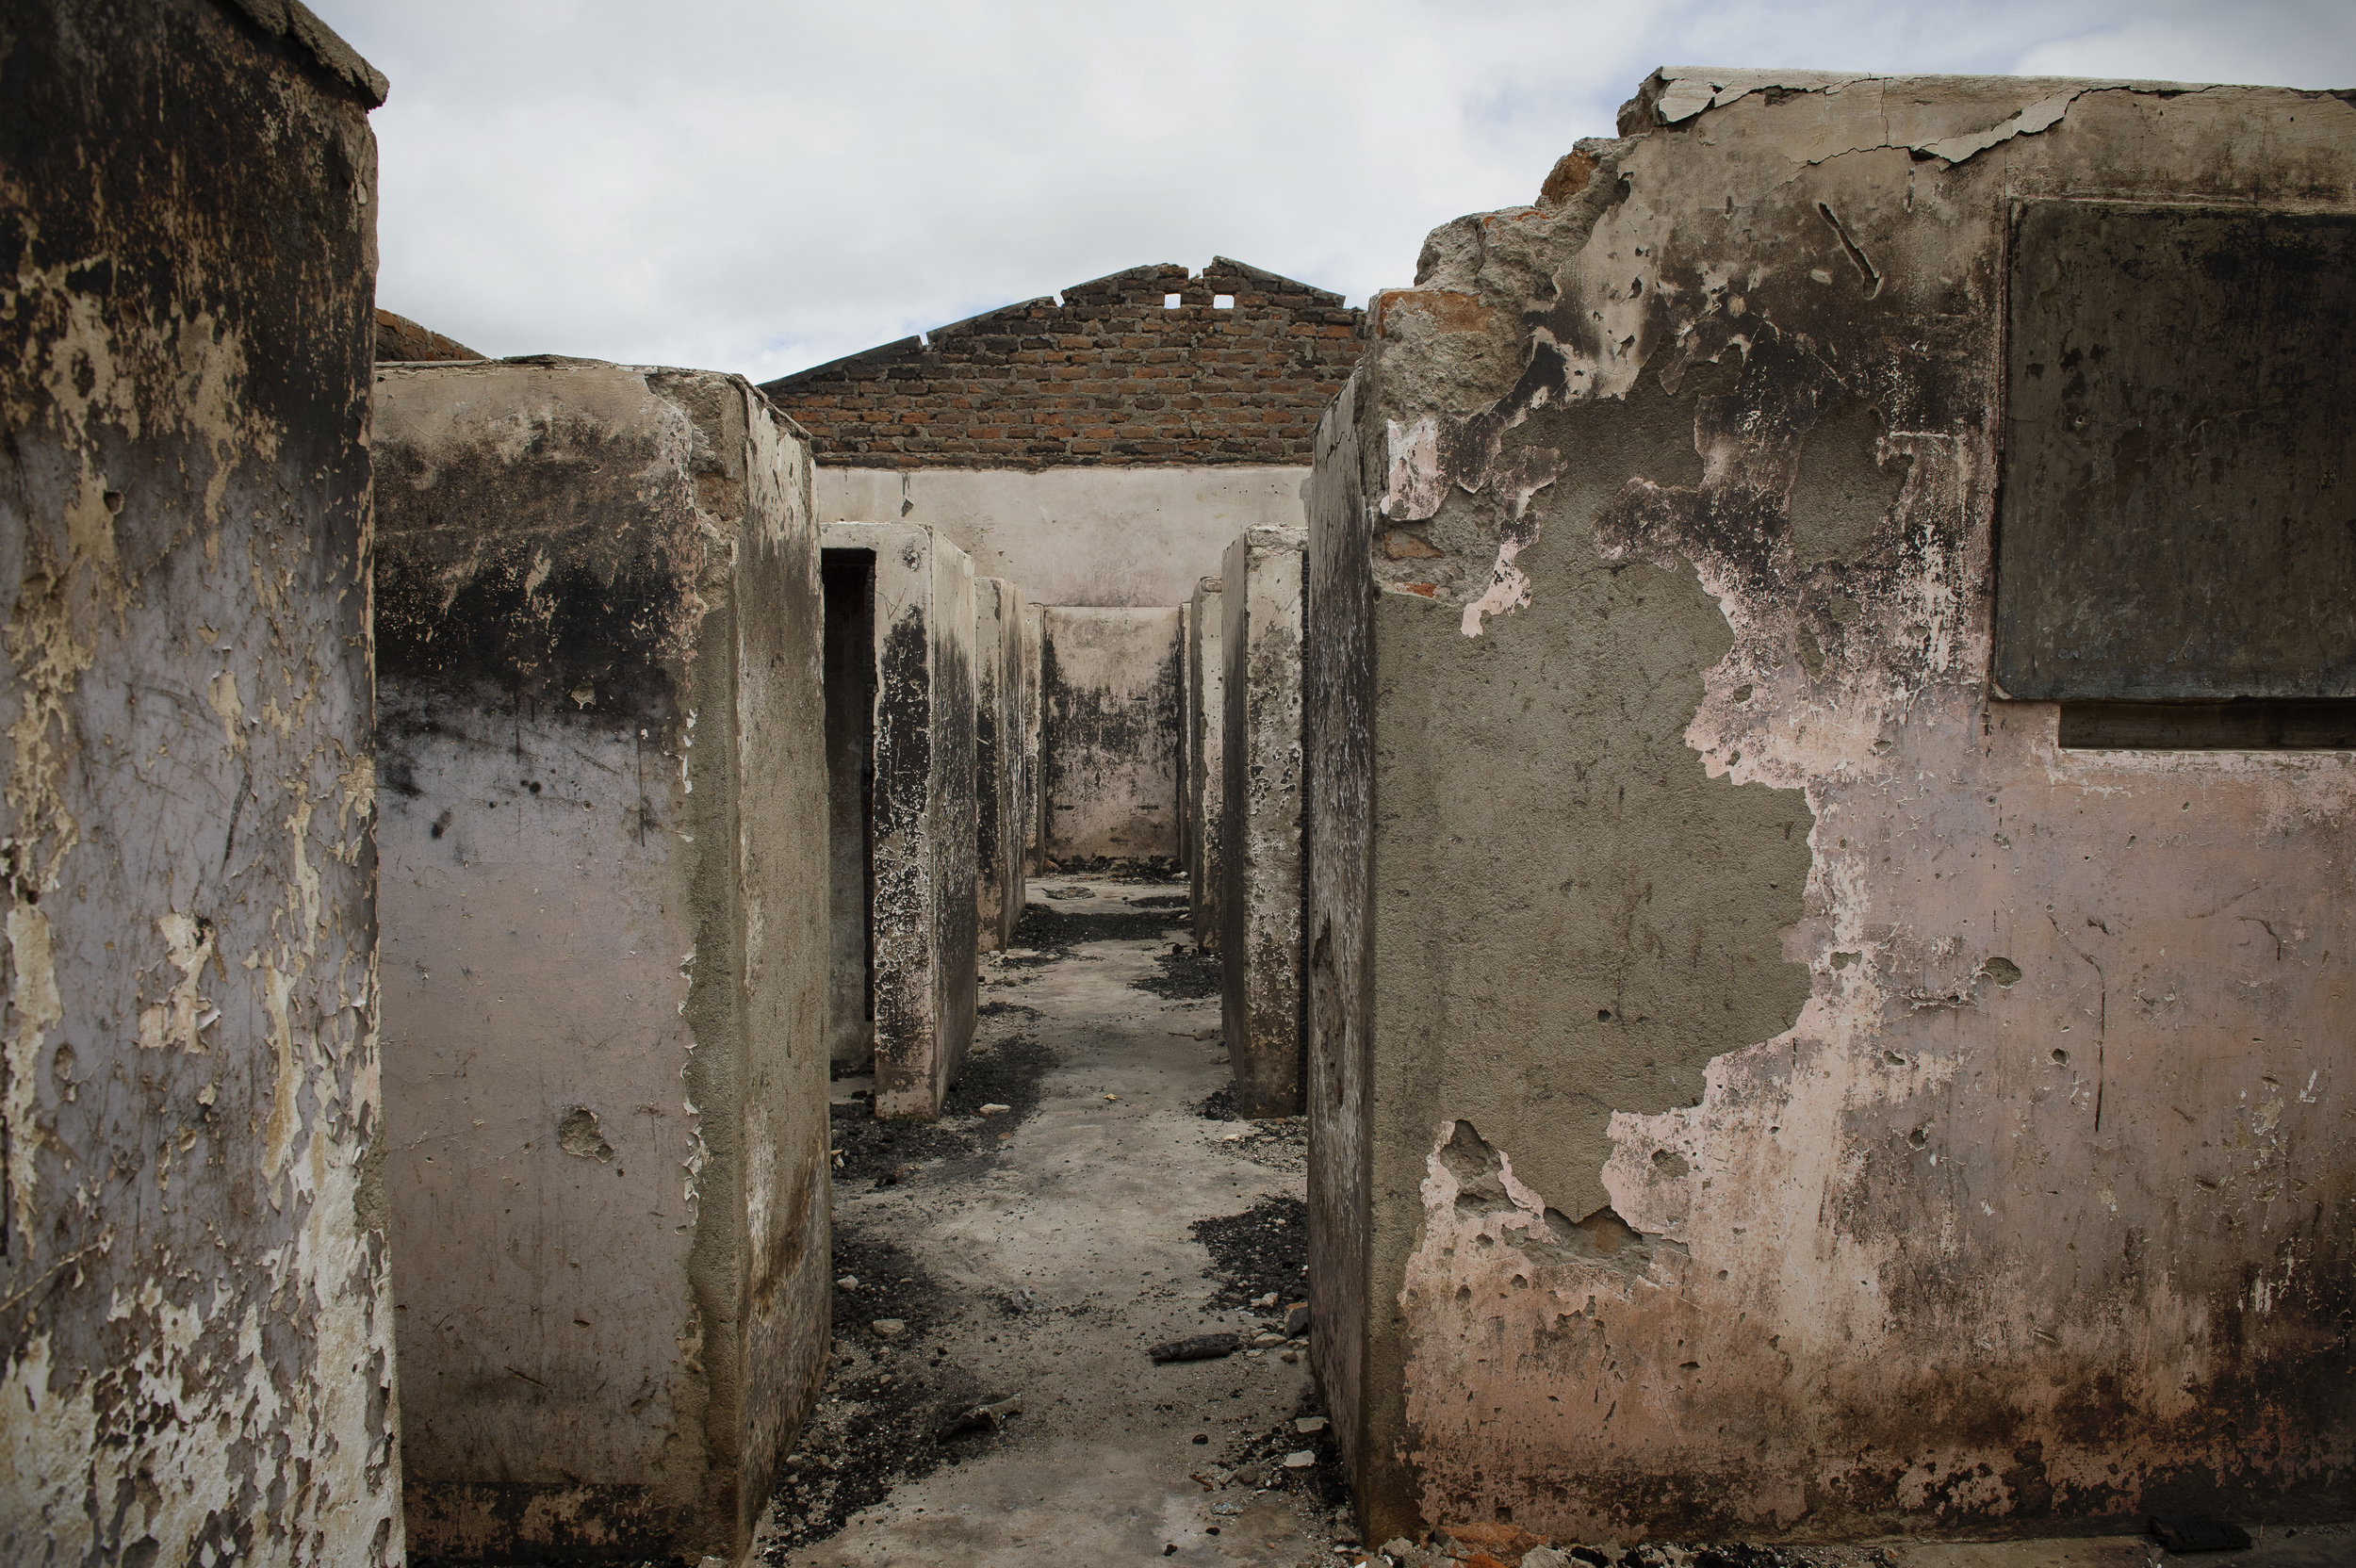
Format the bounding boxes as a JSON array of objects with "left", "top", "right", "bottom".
[{"left": 823, "top": 547, "right": 877, "bottom": 1071}]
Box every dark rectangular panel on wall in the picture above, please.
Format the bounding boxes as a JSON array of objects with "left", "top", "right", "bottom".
[
  {"left": 2059, "top": 697, "right": 2356, "bottom": 750},
  {"left": 1995, "top": 202, "right": 2356, "bottom": 701}
]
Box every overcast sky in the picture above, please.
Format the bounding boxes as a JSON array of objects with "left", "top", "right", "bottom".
[{"left": 312, "top": 1, "right": 2356, "bottom": 384}]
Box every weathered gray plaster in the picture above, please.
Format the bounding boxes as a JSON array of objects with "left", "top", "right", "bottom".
[
  {"left": 373, "top": 360, "right": 831, "bottom": 1563},
  {"left": 974, "top": 578, "right": 1026, "bottom": 952},
  {"left": 1040, "top": 608, "right": 1183, "bottom": 864},
  {"left": 1308, "top": 70, "right": 2356, "bottom": 1544},
  {"left": 824, "top": 524, "right": 978, "bottom": 1119},
  {"left": 1186, "top": 577, "right": 1228, "bottom": 949},
  {"left": 1220, "top": 532, "right": 1308, "bottom": 1119},
  {"left": 817, "top": 466, "right": 1310, "bottom": 608},
  {"left": 1020, "top": 603, "right": 1045, "bottom": 876},
  {"left": 0, "top": 4, "right": 399, "bottom": 1562}
]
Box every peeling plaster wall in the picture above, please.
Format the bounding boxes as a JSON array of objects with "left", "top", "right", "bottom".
[
  {"left": 373, "top": 361, "right": 830, "bottom": 1562},
  {"left": 1307, "top": 72, "right": 2356, "bottom": 1544},
  {"left": 1221, "top": 531, "right": 1307, "bottom": 1118},
  {"left": 816, "top": 466, "right": 1312, "bottom": 609},
  {"left": 1041, "top": 608, "right": 1183, "bottom": 864},
  {"left": 975, "top": 578, "right": 1026, "bottom": 952},
  {"left": 824, "top": 523, "right": 978, "bottom": 1119},
  {"left": 1187, "top": 576, "right": 1228, "bottom": 947},
  {"left": 0, "top": 5, "right": 399, "bottom": 1563}
]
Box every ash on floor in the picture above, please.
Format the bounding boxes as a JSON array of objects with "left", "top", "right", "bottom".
[
  {"left": 826, "top": 1027, "right": 1056, "bottom": 1189},
  {"left": 765, "top": 1242, "right": 991, "bottom": 1558},
  {"left": 1193, "top": 1194, "right": 1311, "bottom": 1312},
  {"left": 1039, "top": 855, "right": 1185, "bottom": 881},
  {"left": 1136, "top": 938, "right": 1221, "bottom": 1000},
  {"left": 1004, "top": 895, "right": 1184, "bottom": 960},
  {"left": 1197, "top": 1084, "right": 1240, "bottom": 1120},
  {"left": 1218, "top": 1405, "right": 1351, "bottom": 1508}
]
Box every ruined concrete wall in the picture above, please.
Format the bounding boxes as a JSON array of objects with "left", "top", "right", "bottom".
[
  {"left": 1040, "top": 608, "right": 1182, "bottom": 864},
  {"left": 1220, "top": 532, "right": 1307, "bottom": 1118},
  {"left": 761, "top": 258, "right": 1362, "bottom": 470},
  {"left": 825, "top": 524, "right": 977, "bottom": 1118},
  {"left": 1188, "top": 577, "right": 1229, "bottom": 947},
  {"left": 1310, "top": 73, "right": 2356, "bottom": 1545},
  {"left": 374, "top": 361, "right": 831, "bottom": 1562},
  {"left": 0, "top": 5, "right": 400, "bottom": 1562},
  {"left": 974, "top": 578, "right": 1025, "bottom": 952},
  {"left": 814, "top": 465, "right": 1312, "bottom": 608},
  {"left": 1021, "top": 603, "right": 1045, "bottom": 877}
]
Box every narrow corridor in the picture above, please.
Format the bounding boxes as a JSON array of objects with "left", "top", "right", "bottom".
[{"left": 756, "top": 874, "right": 1350, "bottom": 1567}]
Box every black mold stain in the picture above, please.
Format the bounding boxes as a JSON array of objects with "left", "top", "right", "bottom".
[
  {"left": 373, "top": 530, "right": 686, "bottom": 728},
  {"left": 872, "top": 613, "right": 933, "bottom": 843},
  {"left": 868, "top": 609, "right": 935, "bottom": 1102},
  {"left": 403, "top": 1481, "right": 694, "bottom": 1567},
  {"left": 1193, "top": 1194, "right": 1311, "bottom": 1312}
]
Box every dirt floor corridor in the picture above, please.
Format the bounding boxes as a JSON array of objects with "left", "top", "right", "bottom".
[{"left": 754, "top": 874, "right": 1349, "bottom": 1567}]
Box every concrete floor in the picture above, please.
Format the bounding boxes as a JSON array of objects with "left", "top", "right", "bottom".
[
  {"left": 757, "top": 874, "right": 1342, "bottom": 1568},
  {"left": 748, "top": 875, "right": 2356, "bottom": 1568}
]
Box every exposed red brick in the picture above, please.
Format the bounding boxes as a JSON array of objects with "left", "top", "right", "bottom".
[{"left": 761, "top": 258, "right": 1364, "bottom": 469}]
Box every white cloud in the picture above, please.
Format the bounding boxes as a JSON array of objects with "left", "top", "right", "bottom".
[
  {"left": 2014, "top": 11, "right": 2356, "bottom": 87},
  {"left": 309, "top": 0, "right": 2356, "bottom": 383}
]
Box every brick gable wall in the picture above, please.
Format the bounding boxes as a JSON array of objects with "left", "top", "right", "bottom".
[{"left": 759, "top": 258, "right": 1364, "bottom": 470}]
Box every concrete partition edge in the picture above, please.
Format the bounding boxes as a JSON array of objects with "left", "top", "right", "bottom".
[{"left": 1221, "top": 529, "right": 1308, "bottom": 1120}]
